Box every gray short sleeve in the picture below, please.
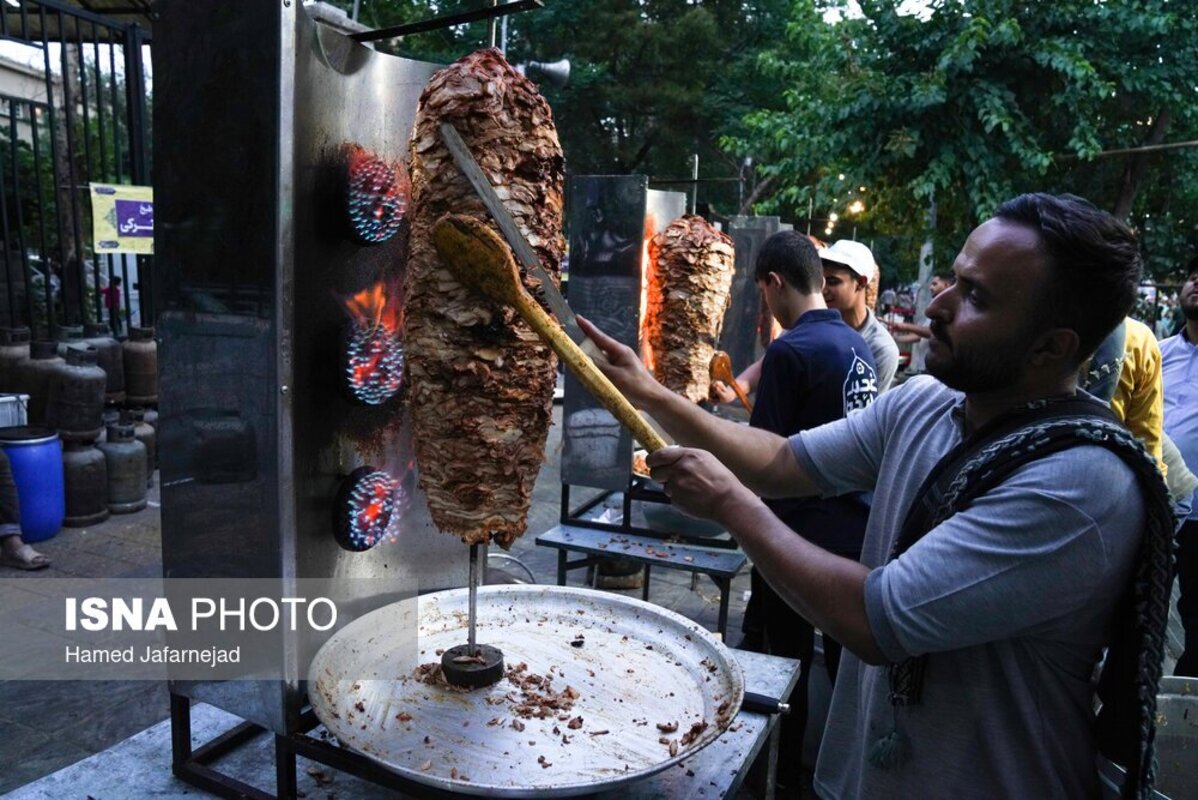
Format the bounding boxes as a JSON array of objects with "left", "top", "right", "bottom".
[
  {"left": 790, "top": 380, "right": 912, "bottom": 497},
  {"left": 859, "top": 311, "right": 900, "bottom": 392}
]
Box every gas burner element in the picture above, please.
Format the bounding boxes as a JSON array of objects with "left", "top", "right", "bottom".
[
  {"left": 334, "top": 466, "right": 397, "bottom": 551},
  {"left": 345, "top": 147, "right": 409, "bottom": 245},
  {"left": 345, "top": 318, "right": 404, "bottom": 405}
]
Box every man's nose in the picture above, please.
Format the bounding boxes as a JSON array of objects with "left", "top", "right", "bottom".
[{"left": 926, "top": 290, "right": 950, "bottom": 321}]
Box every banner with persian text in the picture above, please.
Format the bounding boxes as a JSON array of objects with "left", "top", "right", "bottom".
[{"left": 90, "top": 182, "right": 154, "bottom": 255}]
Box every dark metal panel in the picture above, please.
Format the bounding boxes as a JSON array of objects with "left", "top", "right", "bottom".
[
  {"left": 719, "top": 216, "right": 786, "bottom": 375},
  {"left": 156, "top": 0, "right": 287, "bottom": 733},
  {"left": 157, "top": 1, "right": 468, "bottom": 734},
  {"left": 561, "top": 175, "right": 647, "bottom": 491},
  {"left": 560, "top": 178, "right": 684, "bottom": 490}
]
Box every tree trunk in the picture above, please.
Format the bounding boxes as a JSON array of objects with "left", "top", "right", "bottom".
[
  {"left": 1113, "top": 108, "right": 1172, "bottom": 221},
  {"left": 737, "top": 174, "right": 776, "bottom": 215},
  {"left": 915, "top": 196, "right": 937, "bottom": 319}
]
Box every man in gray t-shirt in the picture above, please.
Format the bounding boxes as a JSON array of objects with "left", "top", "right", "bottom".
[
  {"left": 821, "top": 239, "right": 900, "bottom": 392},
  {"left": 794, "top": 376, "right": 1142, "bottom": 797},
  {"left": 581, "top": 193, "right": 1165, "bottom": 798}
]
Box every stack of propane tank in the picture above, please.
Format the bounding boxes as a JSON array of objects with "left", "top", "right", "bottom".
[{"left": 0, "top": 324, "right": 156, "bottom": 529}]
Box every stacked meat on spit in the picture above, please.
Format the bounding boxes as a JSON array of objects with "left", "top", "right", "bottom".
[
  {"left": 404, "top": 49, "right": 565, "bottom": 548},
  {"left": 645, "top": 215, "right": 735, "bottom": 403}
]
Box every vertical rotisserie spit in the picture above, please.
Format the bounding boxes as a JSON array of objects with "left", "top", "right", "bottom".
[
  {"left": 645, "top": 214, "right": 735, "bottom": 403},
  {"left": 405, "top": 49, "right": 565, "bottom": 549}
]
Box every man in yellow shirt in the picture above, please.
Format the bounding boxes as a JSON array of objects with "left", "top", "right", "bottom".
[{"left": 1111, "top": 317, "right": 1165, "bottom": 470}]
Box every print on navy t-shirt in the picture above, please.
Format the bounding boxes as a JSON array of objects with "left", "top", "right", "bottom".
[
  {"left": 844, "top": 348, "right": 879, "bottom": 413},
  {"left": 749, "top": 309, "right": 878, "bottom": 555}
]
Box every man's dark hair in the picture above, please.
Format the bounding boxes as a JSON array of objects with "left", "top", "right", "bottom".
[
  {"left": 113, "top": 276, "right": 122, "bottom": 286},
  {"left": 994, "top": 193, "right": 1141, "bottom": 362},
  {"left": 753, "top": 230, "right": 822, "bottom": 294},
  {"left": 933, "top": 270, "right": 955, "bottom": 284}
]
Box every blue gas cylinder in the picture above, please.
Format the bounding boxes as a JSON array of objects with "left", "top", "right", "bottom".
[{"left": 0, "top": 425, "right": 64, "bottom": 542}]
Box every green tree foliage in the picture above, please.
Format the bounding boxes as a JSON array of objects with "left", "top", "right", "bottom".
[
  {"left": 327, "top": 0, "right": 791, "bottom": 216},
  {"left": 730, "top": 0, "right": 1198, "bottom": 280}
]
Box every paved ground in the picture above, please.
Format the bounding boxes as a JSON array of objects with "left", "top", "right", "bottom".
[
  {"left": 0, "top": 481, "right": 170, "bottom": 795},
  {"left": 0, "top": 407, "right": 754, "bottom": 795}
]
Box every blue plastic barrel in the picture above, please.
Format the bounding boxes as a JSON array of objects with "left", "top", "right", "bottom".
[{"left": 0, "top": 425, "right": 64, "bottom": 542}]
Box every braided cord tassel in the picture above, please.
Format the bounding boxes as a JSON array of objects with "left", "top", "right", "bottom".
[
  {"left": 880, "top": 415, "right": 1173, "bottom": 798},
  {"left": 1121, "top": 457, "right": 1174, "bottom": 800}
]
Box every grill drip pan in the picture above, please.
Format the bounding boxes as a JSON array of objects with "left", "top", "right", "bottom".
[{"left": 308, "top": 585, "right": 744, "bottom": 797}]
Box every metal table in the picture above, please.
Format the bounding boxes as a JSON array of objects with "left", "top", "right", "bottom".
[
  {"left": 536, "top": 524, "right": 748, "bottom": 637},
  {"left": 170, "top": 648, "right": 800, "bottom": 800}
]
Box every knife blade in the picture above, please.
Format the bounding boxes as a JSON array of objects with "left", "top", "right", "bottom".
[{"left": 439, "top": 122, "right": 603, "bottom": 359}]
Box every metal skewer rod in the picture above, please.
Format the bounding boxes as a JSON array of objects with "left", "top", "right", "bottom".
[{"left": 467, "top": 542, "right": 484, "bottom": 652}]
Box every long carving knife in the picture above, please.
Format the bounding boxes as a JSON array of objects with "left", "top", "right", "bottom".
[{"left": 439, "top": 122, "right": 604, "bottom": 360}]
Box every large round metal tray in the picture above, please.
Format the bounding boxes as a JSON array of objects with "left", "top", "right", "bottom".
[{"left": 308, "top": 584, "right": 744, "bottom": 797}]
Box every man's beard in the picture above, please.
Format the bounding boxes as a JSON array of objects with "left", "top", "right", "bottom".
[
  {"left": 925, "top": 322, "right": 1027, "bottom": 393},
  {"left": 1182, "top": 297, "right": 1198, "bottom": 320}
]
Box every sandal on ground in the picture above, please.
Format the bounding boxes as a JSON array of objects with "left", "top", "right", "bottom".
[{"left": 1, "top": 543, "right": 50, "bottom": 570}]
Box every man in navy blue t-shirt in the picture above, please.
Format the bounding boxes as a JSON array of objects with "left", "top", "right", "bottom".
[{"left": 746, "top": 230, "right": 878, "bottom": 791}]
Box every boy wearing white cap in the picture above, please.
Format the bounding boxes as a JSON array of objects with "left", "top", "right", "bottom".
[{"left": 821, "top": 240, "right": 900, "bottom": 392}]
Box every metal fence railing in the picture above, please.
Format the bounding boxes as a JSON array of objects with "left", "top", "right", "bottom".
[{"left": 0, "top": 0, "right": 151, "bottom": 339}]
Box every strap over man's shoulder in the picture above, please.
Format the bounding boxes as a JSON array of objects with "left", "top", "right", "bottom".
[{"left": 892, "top": 394, "right": 1121, "bottom": 560}]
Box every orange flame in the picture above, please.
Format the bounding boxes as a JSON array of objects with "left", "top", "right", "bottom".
[
  {"left": 343, "top": 281, "right": 405, "bottom": 403},
  {"left": 640, "top": 214, "right": 658, "bottom": 374},
  {"left": 345, "top": 282, "right": 402, "bottom": 333}
]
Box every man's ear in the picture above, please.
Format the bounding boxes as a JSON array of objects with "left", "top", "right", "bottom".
[
  {"left": 1028, "top": 327, "right": 1081, "bottom": 369},
  {"left": 855, "top": 275, "right": 869, "bottom": 291}
]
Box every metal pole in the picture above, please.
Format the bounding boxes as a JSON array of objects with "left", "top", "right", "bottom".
[
  {"left": 351, "top": 0, "right": 361, "bottom": 22},
  {"left": 488, "top": 0, "right": 498, "bottom": 48},
  {"left": 738, "top": 162, "right": 745, "bottom": 211},
  {"left": 689, "top": 154, "right": 699, "bottom": 215},
  {"left": 124, "top": 23, "right": 152, "bottom": 325},
  {"left": 468, "top": 542, "right": 482, "bottom": 651},
  {"left": 806, "top": 197, "right": 813, "bottom": 236}
]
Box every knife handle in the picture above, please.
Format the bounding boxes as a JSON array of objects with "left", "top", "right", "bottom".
[
  {"left": 579, "top": 336, "right": 607, "bottom": 364},
  {"left": 741, "top": 692, "right": 790, "bottom": 715}
]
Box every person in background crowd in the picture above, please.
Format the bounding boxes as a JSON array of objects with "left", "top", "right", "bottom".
[
  {"left": 729, "top": 230, "right": 879, "bottom": 795},
  {"left": 1082, "top": 315, "right": 1198, "bottom": 535},
  {"left": 879, "top": 286, "right": 897, "bottom": 315},
  {"left": 103, "top": 276, "right": 124, "bottom": 335},
  {"left": 1157, "top": 298, "right": 1180, "bottom": 340},
  {"left": 820, "top": 240, "right": 900, "bottom": 392},
  {"left": 1154, "top": 308, "right": 1168, "bottom": 340},
  {"left": 581, "top": 193, "right": 1173, "bottom": 799},
  {"left": 0, "top": 451, "right": 48, "bottom": 570},
  {"left": 1083, "top": 317, "right": 1165, "bottom": 470},
  {"left": 1161, "top": 258, "right": 1198, "bottom": 676},
  {"left": 711, "top": 235, "right": 832, "bottom": 407},
  {"left": 889, "top": 271, "right": 955, "bottom": 377}
]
